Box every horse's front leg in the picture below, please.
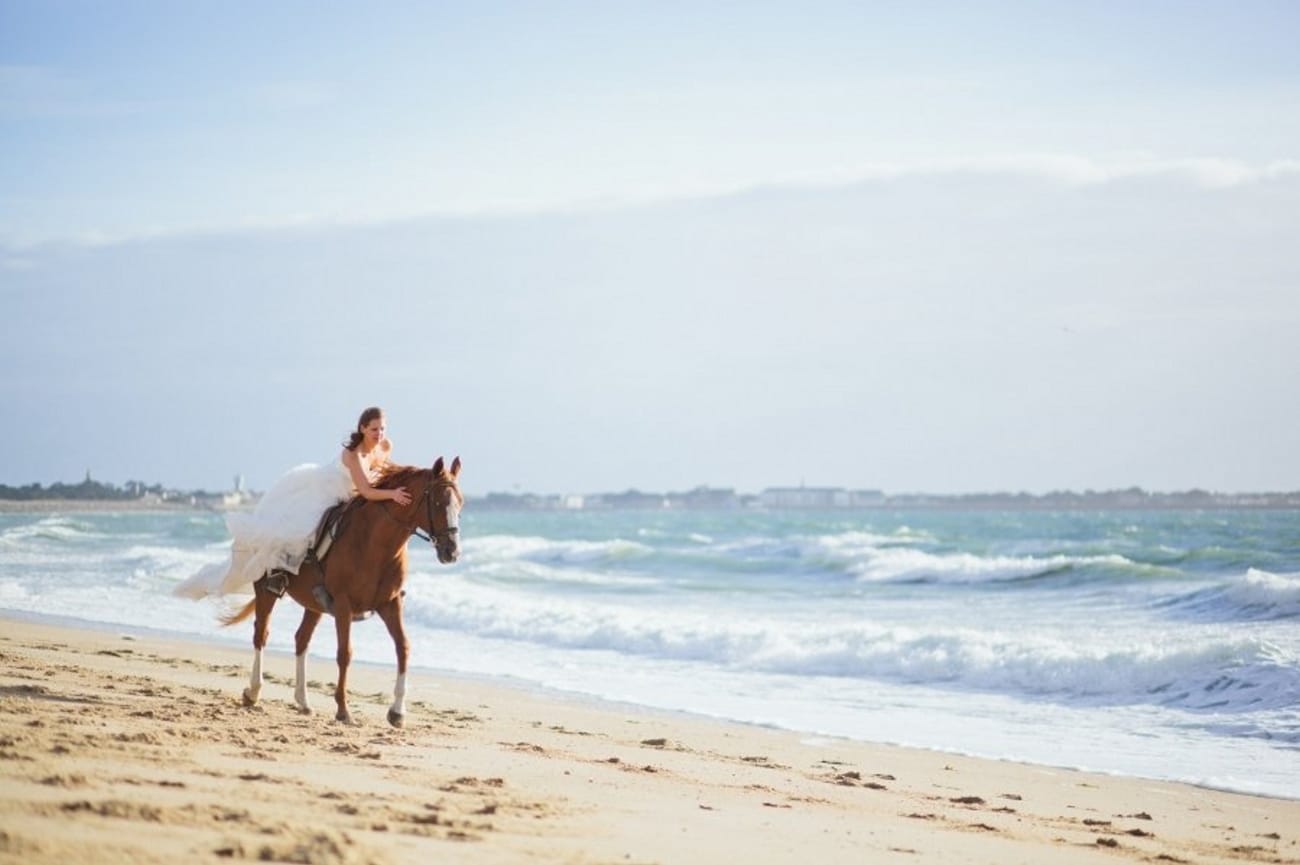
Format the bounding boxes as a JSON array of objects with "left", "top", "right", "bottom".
[
  {"left": 333, "top": 596, "right": 355, "bottom": 724},
  {"left": 292, "top": 608, "right": 323, "bottom": 714},
  {"left": 376, "top": 597, "right": 410, "bottom": 728},
  {"left": 244, "top": 582, "right": 279, "bottom": 707}
]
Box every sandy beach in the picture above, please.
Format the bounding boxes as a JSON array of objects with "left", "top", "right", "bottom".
[{"left": 1, "top": 615, "right": 1295, "bottom": 865}]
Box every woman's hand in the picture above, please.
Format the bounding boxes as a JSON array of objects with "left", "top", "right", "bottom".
[{"left": 390, "top": 487, "right": 412, "bottom": 506}]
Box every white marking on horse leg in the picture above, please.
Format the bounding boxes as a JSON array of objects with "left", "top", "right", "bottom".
[
  {"left": 294, "top": 652, "right": 311, "bottom": 713},
  {"left": 243, "top": 648, "right": 263, "bottom": 705},
  {"left": 388, "top": 671, "right": 407, "bottom": 725}
]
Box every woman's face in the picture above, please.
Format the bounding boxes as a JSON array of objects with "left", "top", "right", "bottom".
[{"left": 362, "top": 417, "right": 386, "bottom": 448}]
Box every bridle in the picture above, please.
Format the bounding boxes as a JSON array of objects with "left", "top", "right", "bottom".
[
  {"left": 379, "top": 469, "right": 462, "bottom": 561},
  {"left": 419, "top": 475, "right": 462, "bottom": 562}
]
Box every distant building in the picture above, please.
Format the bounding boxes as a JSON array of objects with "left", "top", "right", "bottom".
[
  {"left": 757, "top": 486, "right": 884, "bottom": 508},
  {"left": 759, "top": 487, "right": 847, "bottom": 508},
  {"left": 848, "top": 489, "right": 885, "bottom": 506},
  {"left": 672, "top": 486, "right": 739, "bottom": 509},
  {"left": 591, "top": 489, "right": 669, "bottom": 509},
  {"left": 476, "top": 491, "right": 563, "bottom": 510}
]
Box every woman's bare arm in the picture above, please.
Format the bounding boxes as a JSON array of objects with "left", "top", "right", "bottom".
[{"left": 341, "top": 447, "right": 410, "bottom": 505}]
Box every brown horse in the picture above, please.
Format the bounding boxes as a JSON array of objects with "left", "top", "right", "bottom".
[{"left": 222, "top": 457, "right": 463, "bottom": 726}]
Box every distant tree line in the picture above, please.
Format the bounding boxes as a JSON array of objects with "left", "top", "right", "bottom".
[
  {"left": 476, "top": 485, "right": 1300, "bottom": 511},
  {"left": 0, "top": 476, "right": 167, "bottom": 501}
]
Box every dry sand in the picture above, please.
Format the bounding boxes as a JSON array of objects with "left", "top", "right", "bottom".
[{"left": 1, "top": 615, "right": 1295, "bottom": 865}]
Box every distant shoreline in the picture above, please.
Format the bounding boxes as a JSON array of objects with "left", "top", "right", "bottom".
[
  {"left": 3, "top": 496, "right": 1299, "bottom": 513},
  {"left": 0, "top": 499, "right": 221, "bottom": 514}
]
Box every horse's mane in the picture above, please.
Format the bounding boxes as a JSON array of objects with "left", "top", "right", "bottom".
[
  {"left": 373, "top": 464, "right": 425, "bottom": 489},
  {"left": 374, "top": 461, "right": 461, "bottom": 505}
]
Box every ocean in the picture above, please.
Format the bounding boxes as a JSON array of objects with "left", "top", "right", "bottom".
[{"left": 2, "top": 506, "right": 1297, "bottom": 799}]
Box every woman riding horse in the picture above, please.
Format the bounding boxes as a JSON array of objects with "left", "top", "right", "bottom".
[
  {"left": 174, "top": 407, "right": 464, "bottom": 725},
  {"left": 224, "top": 457, "right": 463, "bottom": 726}
]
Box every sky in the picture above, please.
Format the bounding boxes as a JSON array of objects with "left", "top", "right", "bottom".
[{"left": 2, "top": 1, "right": 1299, "bottom": 496}]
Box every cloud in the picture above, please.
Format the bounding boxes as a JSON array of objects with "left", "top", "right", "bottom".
[
  {"left": 788, "top": 154, "right": 1300, "bottom": 190},
  {"left": 3, "top": 148, "right": 1297, "bottom": 494},
  {"left": 6, "top": 153, "right": 1297, "bottom": 253}
]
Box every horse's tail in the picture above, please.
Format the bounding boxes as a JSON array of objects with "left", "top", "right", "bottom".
[{"left": 219, "top": 598, "right": 257, "bottom": 628}]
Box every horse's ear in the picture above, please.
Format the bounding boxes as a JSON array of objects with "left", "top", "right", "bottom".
[
  {"left": 450, "top": 456, "right": 462, "bottom": 478},
  {"left": 432, "top": 457, "right": 445, "bottom": 475}
]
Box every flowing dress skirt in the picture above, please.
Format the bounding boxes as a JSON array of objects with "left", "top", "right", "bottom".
[{"left": 174, "top": 460, "right": 354, "bottom": 599}]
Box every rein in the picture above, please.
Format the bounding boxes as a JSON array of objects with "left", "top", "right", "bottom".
[{"left": 375, "top": 472, "right": 459, "bottom": 553}]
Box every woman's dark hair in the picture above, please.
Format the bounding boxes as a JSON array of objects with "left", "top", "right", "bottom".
[{"left": 344, "top": 406, "right": 384, "bottom": 450}]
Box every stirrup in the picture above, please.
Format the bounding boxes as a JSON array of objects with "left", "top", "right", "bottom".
[
  {"left": 263, "top": 571, "right": 289, "bottom": 598},
  {"left": 311, "top": 584, "right": 334, "bottom": 614},
  {"left": 312, "top": 584, "right": 373, "bottom": 622}
]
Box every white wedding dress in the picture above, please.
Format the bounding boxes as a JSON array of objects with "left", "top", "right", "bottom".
[{"left": 174, "top": 460, "right": 355, "bottom": 599}]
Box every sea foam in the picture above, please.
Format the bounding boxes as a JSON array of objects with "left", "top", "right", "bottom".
[
  {"left": 1160, "top": 568, "right": 1300, "bottom": 621},
  {"left": 402, "top": 570, "right": 1300, "bottom": 713}
]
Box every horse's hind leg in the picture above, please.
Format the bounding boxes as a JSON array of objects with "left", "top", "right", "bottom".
[
  {"left": 376, "top": 597, "right": 410, "bottom": 728},
  {"left": 243, "top": 581, "right": 279, "bottom": 707},
  {"left": 292, "top": 608, "right": 323, "bottom": 714}
]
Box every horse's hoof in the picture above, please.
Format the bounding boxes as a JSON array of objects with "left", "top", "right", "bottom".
[
  {"left": 242, "top": 688, "right": 258, "bottom": 707},
  {"left": 387, "top": 709, "right": 404, "bottom": 729},
  {"left": 335, "top": 710, "right": 355, "bottom": 725},
  {"left": 296, "top": 704, "right": 313, "bottom": 716}
]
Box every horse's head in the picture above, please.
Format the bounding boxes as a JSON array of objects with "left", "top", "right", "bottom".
[{"left": 426, "top": 456, "right": 463, "bottom": 564}]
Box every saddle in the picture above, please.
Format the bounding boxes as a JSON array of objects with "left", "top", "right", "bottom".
[{"left": 309, "top": 497, "right": 364, "bottom": 563}]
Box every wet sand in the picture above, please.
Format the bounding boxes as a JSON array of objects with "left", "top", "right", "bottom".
[{"left": 1, "top": 615, "right": 1295, "bottom": 864}]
